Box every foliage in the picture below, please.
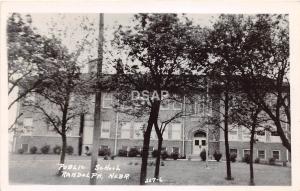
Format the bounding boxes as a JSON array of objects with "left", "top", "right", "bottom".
[
  {"left": 98, "top": 148, "right": 111, "bottom": 156},
  {"left": 152, "top": 149, "right": 159, "bottom": 158},
  {"left": 53, "top": 145, "right": 61, "bottom": 154},
  {"left": 254, "top": 158, "right": 260, "bottom": 164},
  {"left": 18, "top": 148, "right": 25, "bottom": 154},
  {"left": 269, "top": 157, "right": 276, "bottom": 165},
  {"left": 171, "top": 152, "right": 179, "bottom": 160},
  {"left": 128, "top": 148, "right": 140, "bottom": 157},
  {"left": 213, "top": 151, "right": 222, "bottom": 162},
  {"left": 200, "top": 149, "right": 206, "bottom": 161},
  {"left": 66, "top": 146, "right": 74, "bottom": 155},
  {"left": 118, "top": 149, "right": 128, "bottom": 157},
  {"left": 30, "top": 146, "right": 37, "bottom": 154},
  {"left": 230, "top": 153, "right": 237, "bottom": 162},
  {"left": 41, "top": 145, "right": 50, "bottom": 154},
  {"left": 242, "top": 154, "right": 251, "bottom": 164},
  {"left": 161, "top": 151, "right": 169, "bottom": 160}
]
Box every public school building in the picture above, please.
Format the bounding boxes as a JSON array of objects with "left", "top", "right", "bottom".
[{"left": 12, "top": 87, "right": 290, "bottom": 162}]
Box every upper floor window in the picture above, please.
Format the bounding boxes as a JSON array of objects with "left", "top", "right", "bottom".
[
  {"left": 173, "top": 101, "right": 182, "bottom": 110},
  {"left": 23, "top": 118, "right": 33, "bottom": 135},
  {"left": 102, "top": 93, "right": 113, "bottom": 108},
  {"left": 170, "top": 123, "right": 182, "bottom": 140},
  {"left": 120, "top": 121, "right": 131, "bottom": 139},
  {"left": 133, "top": 122, "right": 144, "bottom": 139},
  {"left": 160, "top": 100, "right": 170, "bottom": 110},
  {"left": 100, "top": 121, "right": 110, "bottom": 138}
]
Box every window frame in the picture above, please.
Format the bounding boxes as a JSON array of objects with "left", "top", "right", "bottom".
[
  {"left": 170, "top": 123, "right": 182, "bottom": 140},
  {"left": 120, "top": 121, "right": 131, "bottom": 139},
  {"left": 102, "top": 93, "right": 113, "bottom": 108},
  {"left": 257, "top": 150, "right": 266, "bottom": 160},
  {"left": 272, "top": 150, "right": 281, "bottom": 160},
  {"left": 100, "top": 121, "right": 111, "bottom": 138}
]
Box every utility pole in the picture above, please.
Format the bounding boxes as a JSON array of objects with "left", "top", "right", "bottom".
[{"left": 90, "top": 13, "right": 104, "bottom": 185}]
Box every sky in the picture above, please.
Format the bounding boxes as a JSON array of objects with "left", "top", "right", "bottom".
[{"left": 29, "top": 13, "right": 217, "bottom": 72}]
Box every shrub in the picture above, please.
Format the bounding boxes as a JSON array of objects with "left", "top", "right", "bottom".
[
  {"left": 111, "top": 155, "right": 116, "bottom": 160},
  {"left": 242, "top": 154, "right": 251, "bottom": 164},
  {"left": 269, "top": 157, "right": 276, "bottom": 165},
  {"left": 30, "top": 146, "right": 37, "bottom": 154},
  {"left": 161, "top": 151, "right": 169, "bottom": 160},
  {"left": 128, "top": 148, "right": 139, "bottom": 157},
  {"left": 41, "top": 145, "right": 50, "bottom": 154},
  {"left": 179, "top": 154, "right": 186, "bottom": 159},
  {"left": 66, "top": 146, "right": 74, "bottom": 155},
  {"left": 152, "top": 149, "right": 159, "bottom": 158},
  {"left": 118, "top": 149, "right": 127, "bottom": 157},
  {"left": 98, "top": 148, "right": 111, "bottom": 156},
  {"left": 230, "top": 153, "right": 237, "bottom": 162},
  {"left": 18, "top": 148, "right": 25, "bottom": 154},
  {"left": 53, "top": 145, "right": 61, "bottom": 154},
  {"left": 104, "top": 155, "right": 109, "bottom": 160},
  {"left": 171, "top": 152, "right": 179, "bottom": 160},
  {"left": 200, "top": 149, "right": 206, "bottom": 161},
  {"left": 254, "top": 158, "right": 260, "bottom": 164},
  {"left": 213, "top": 151, "right": 222, "bottom": 162}
]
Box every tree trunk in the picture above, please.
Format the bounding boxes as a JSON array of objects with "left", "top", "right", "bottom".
[
  {"left": 275, "top": 120, "right": 291, "bottom": 152},
  {"left": 140, "top": 101, "right": 160, "bottom": 185},
  {"left": 249, "top": 130, "right": 255, "bottom": 185},
  {"left": 224, "top": 91, "right": 232, "bottom": 180},
  {"left": 57, "top": 134, "right": 67, "bottom": 176},
  {"left": 154, "top": 128, "right": 163, "bottom": 179},
  {"left": 78, "top": 114, "right": 84, "bottom": 156}
]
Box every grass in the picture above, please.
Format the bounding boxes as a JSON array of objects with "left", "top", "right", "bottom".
[{"left": 9, "top": 154, "right": 291, "bottom": 185}]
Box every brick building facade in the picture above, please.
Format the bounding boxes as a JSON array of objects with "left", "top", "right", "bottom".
[{"left": 12, "top": 89, "right": 290, "bottom": 162}]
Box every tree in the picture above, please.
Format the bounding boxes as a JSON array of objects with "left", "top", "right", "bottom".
[
  {"left": 111, "top": 13, "right": 200, "bottom": 185},
  {"left": 231, "top": 95, "right": 269, "bottom": 185},
  {"left": 7, "top": 13, "right": 50, "bottom": 110},
  {"left": 189, "top": 14, "right": 250, "bottom": 180},
  {"left": 237, "top": 14, "right": 290, "bottom": 152},
  {"left": 23, "top": 37, "right": 89, "bottom": 176}
]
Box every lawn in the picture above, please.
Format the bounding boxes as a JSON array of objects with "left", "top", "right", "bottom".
[{"left": 9, "top": 154, "right": 291, "bottom": 185}]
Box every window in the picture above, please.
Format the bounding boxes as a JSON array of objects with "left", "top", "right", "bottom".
[
  {"left": 171, "top": 123, "right": 181, "bottom": 140},
  {"left": 271, "top": 131, "right": 279, "bottom": 136},
  {"left": 230, "top": 148, "right": 238, "bottom": 155},
  {"left": 160, "top": 100, "right": 170, "bottom": 110},
  {"left": 243, "top": 149, "right": 250, "bottom": 157},
  {"left": 201, "top": 140, "right": 206, "bottom": 146},
  {"left": 120, "top": 122, "right": 131, "bottom": 139},
  {"left": 272, "top": 150, "right": 280, "bottom": 160},
  {"left": 103, "top": 93, "right": 113, "bottom": 108},
  {"left": 149, "top": 146, "right": 154, "bottom": 152},
  {"left": 101, "top": 121, "right": 110, "bottom": 138},
  {"left": 195, "top": 95, "right": 212, "bottom": 116},
  {"left": 256, "top": 130, "right": 266, "bottom": 142},
  {"left": 162, "top": 124, "right": 169, "bottom": 140},
  {"left": 173, "top": 101, "right": 182, "bottom": 110},
  {"left": 242, "top": 127, "right": 251, "bottom": 140},
  {"left": 258, "top": 150, "right": 265, "bottom": 159},
  {"left": 229, "top": 125, "right": 238, "bottom": 140},
  {"left": 23, "top": 118, "right": 33, "bottom": 135},
  {"left": 195, "top": 140, "right": 199, "bottom": 146},
  {"left": 133, "top": 122, "right": 144, "bottom": 139},
  {"left": 173, "top": 147, "right": 179, "bottom": 153},
  {"left": 21, "top": 144, "right": 29, "bottom": 153},
  {"left": 162, "top": 147, "right": 166, "bottom": 151}
]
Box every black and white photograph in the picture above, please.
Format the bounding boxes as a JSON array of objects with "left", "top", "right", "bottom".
[{"left": 1, "top": 1, "right": 300, "bottom": 190}]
